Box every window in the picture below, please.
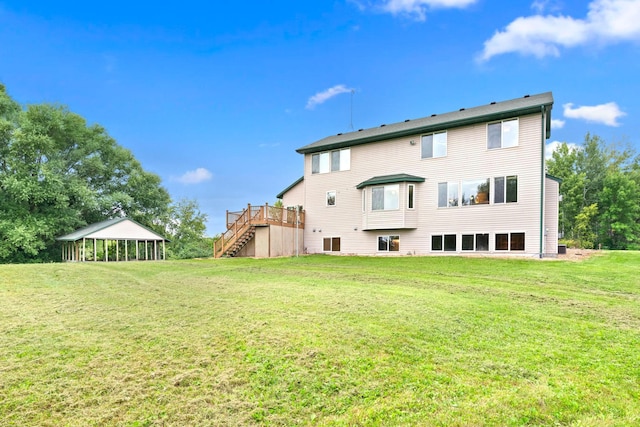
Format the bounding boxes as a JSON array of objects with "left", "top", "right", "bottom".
[
  {"left": 438, "top": 182, "right": 459, "bottom": 208},
  {"left": 378, "top": 235, "right": 399, "bottom": 252},
  {"left": 488, "top": 119, "right": 519, "bottom": 149},
  {"left": 494, "top": 176, "right": 518, "bottom": 204},
  {"left": 362, "top": 188, "right": 366, "bottom": 212},
  {"left": 510, "top": 233, "right": 525, "bottom": 250},
  {"left": 323, "top": 237, "right": 341, "bottom": 252},
  {"left": 462, "top": 235, "right": 474, "bottom": 251},
  {"left": 372, "top": 184, "right": 399, "bottom": 211},
  {"left": 496, "top": 233, "right": 524, "bottom": 251},
  {"left": 476, "top": 234, "right": 489, "bottom": 251},
  {"left": 432, "top": 235, "right": 443, "bottom": 251},
  {"left": 462, "top": 179, "right": 490, "bottom": 205},
  {"left": 462, "top": 234, "right": 489, "bottom": 251},
  {"left": 444, "top": 234, "right": 456, "bottom": 251},
  {"left": 312, "top": 149, "right": 350, "bottom": 174},
  {"left": 408, "top": 184, "right": 415, "bottom": 209},
  {"left": 421, "top": 131, "right": 447, "bottom": 158},
  {"left": 326, "top": 191, "right": 336, "bottom": 206},
  {"left": 432, "top": 234, "right": 456, "bottom": 251}
]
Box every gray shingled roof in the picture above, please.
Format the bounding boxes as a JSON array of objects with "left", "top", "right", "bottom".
[
  {"left": 57, "top": 217, "right": 168, "bottom": 242},
  {"left": 297, "top": 92, "right": 553, "bottom": 154}
]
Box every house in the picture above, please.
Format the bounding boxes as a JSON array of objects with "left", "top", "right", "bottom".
[{"left": 277, "top": 92, "right": 559, "bottom": 257}]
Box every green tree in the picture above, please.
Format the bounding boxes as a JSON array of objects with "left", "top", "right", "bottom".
[
  {"left": 0, "top": 84, "right": 171, "bottom": 262},
  {"left": 574, "top": 203, "right": 598, "bottom": 249},
  {"left": 165, "top": 199, "right": 211, "bottom": 259}
]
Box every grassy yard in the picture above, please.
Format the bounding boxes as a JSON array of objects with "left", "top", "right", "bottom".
[{"left": 1, "top": 253, "right": 639, "bottom": 426}]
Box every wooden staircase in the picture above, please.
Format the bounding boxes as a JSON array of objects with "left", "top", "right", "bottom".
[{"left": 214, "top": 203, "right": 304, "bottom": 258}]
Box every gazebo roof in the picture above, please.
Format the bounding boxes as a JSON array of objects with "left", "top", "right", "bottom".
[{"left": 57, "top": 217, "right": 169, "bottom": 242}]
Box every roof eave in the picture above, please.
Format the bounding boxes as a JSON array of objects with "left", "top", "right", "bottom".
[{"left": 297, "top": 102, "right": 553, "bottom": 155}]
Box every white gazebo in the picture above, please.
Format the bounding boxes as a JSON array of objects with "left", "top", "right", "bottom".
[{"left": 56, "top": 217, "right": 169, "bottom": 262}]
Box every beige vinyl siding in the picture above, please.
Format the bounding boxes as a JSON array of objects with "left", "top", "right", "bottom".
[
  {"left": 282, "top": 179, "right": 305, "bottom": 208},
  {"left": 544, "top": 177, "right": 560, "bottom": 255},
  {"left": 303, "top": 114, "right": 545, "bottom": 255}
]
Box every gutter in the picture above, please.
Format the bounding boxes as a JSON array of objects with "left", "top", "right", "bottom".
[{"left": 539, "top": 105, "right": 546, "bottom": 258}]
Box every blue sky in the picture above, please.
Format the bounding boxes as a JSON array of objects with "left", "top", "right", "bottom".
[{"left": 1, "top": 0, "right": 639, "bottom": 234}]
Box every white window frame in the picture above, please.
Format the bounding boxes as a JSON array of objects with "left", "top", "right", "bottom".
[
  {"left": 407, "top": 184, "right": 415, "bottom": 210},
  {"left": 421, "top": 131, "right": 447, "bottom": 159},
  {"left": 312, "top": 148, "right": 351, "bottom": 174},
  {"left": 372, "top": 184, "right": 399, "bottom": 211},
  {"left": 431, "top": 234, "right": 457, "bottom": 252},
  {"left": 326, "top": 190, "right": 336, "bottom": 207},
  {"left": 323, "top": 237, "right": 341, "bottom": 252},
  {"left": 378, "top": 235, "right": 400, "bottom": 252},
  {"left": 488, "top": 118, "right": 519, "bottom": 149},
  {"left": 438, "top": 182, "right": 459, "bottom": 208},
  {"left": 494, "top": 175, "right": 518, "bottom": 204}
]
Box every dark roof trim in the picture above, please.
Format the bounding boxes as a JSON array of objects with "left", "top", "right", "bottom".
[
  {"left": 545, "top": 173, "right": 563, "bottom": 184},
  {"left": 356, "top": 174, "right": 425, "bottom": 189},
  {"left": 297, "top": 92, "right": 553, "bottom": 154},
  {"left": 276, "top": 176, "right": 304, "bottom": 199}
]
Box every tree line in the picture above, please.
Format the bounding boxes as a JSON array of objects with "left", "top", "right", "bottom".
[
  {"left": 547, "top": 134, "right": 640, "bottom": 250},
  {"left": 0, "top": 83, "right": 211, "bottom": 263}
]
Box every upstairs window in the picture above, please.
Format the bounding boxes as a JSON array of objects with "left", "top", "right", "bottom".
[
  {"left": 372, "top": 184, "right": 399, "bottom": 211},
  {"left": 494, "top": 176, "right": 518, "bottom": 204},
  {"left": 421, "top": 131, "right": 447, "bottom": 159},
  {"left": 326, "top": 191, "right": 336, "bottom": 206},
  {"left": 438, "top": 182, "right": 459, "bottom": 208},
  {"left": 462, "top": 179, "right": 490, "bottom": 205},
  {"left": 488, "top": 119, "right": 518, "bottom": 149},
  {"left": 407, "top": 184, "right": 415, "bottom": 209},
  {"left": 312, "top": 149, "right": 350, "bottom": 174}
]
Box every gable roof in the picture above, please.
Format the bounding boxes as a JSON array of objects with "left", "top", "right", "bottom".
[
  {"left": 276, "top": 176, "right": 304, "bottom": 199},
  {"left": 356, "top": 174, "right": 425, "bottom": 189},
  {"left": 297, "top": 92, "right": 553, "bottom": 155},
  {"left": 57, "top": 217, "right": 168, "bottom": 242}
]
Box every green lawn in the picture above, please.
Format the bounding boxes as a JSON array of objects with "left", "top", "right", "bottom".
[{"left": 1, "top": 253, "right": 639, "bottom": 426}]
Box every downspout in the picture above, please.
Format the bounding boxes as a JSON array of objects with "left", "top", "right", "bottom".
[{"left": 539, "top": 105, "right": 547, "bottom": 258}]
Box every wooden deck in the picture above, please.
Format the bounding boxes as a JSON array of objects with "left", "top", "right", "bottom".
[{"left": 214, "top": 204, "right": 304, "bottom": 258}]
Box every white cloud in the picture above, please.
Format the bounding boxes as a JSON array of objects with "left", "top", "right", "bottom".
[
  {"left": 379, "top": 0, "right": 477, "bottom": 20},
  {"left": 563, "top": 102, "right": 626, "bottom": 126},
  {"left": 546, "top": 140, "right": 580, "bottom": 159},
  {"left": 306, "top": 85, "right": 353, "bottom": 110},
  {"left": 551, "top": 119, "right": 565, "bottom": 129},
  {"left": 174, "top": 168, "right": 213, "bottom": 184},
  {"left": 479, "top": 0, "right": 640, "bottom": 61}
]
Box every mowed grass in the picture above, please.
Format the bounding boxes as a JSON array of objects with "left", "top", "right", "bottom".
[{"left": 1, "top": 253, "right": 639, "bottom": 426}]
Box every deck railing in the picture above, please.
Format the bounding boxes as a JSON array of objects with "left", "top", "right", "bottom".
[{"left": 214, "top": 203, "right": 304, "bottom": 258}]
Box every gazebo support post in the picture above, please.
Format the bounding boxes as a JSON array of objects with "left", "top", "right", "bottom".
[
  {"left": 162, "top": 240, "right": 166, "bottom": 260},
  {"left": 125, "top": 240, "right": 128, "bottom": 261},
  {"left": 105, "top": 239, "right": 108, "bottom": 262}
]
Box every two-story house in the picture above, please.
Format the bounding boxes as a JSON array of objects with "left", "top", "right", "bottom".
[{"left": 278, "top": 92, "right": 559, "bottom": 257}]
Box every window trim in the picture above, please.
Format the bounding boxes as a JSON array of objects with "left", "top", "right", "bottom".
[
  {"left": 311, "top": 148, "right": 351, "bottom": 174},
  {"left": 326, "top": 190, "right": 336, "bottom": 207},
  {"left": 372, "top": 184, "right": 400, "bottom": 211},
  {"left": 421, "top": 131, "right": 447, "bottom": 159},
  {"left": 488, "top": 118, "right": 519, "bottom": 150},
  {"left": 494, "top": 175, "right": 518, "bottom": 204},
  {"left": 438, "top": 182, "right": 459, "bottom": 208},
  {"left": 431, "top": 234, "right": 456, "bottom": 252},
  {"left": 378, "top": 235, "right": 400, "bottom": 252},
  {"left": 323, "top": 237, "right": 341, "bottom": 252},
  {"left": 495, "top": 232, "right": 525, "bottom": 251},
  {"left": 407, "top": 184, "right": 415, "bottom": 210}
]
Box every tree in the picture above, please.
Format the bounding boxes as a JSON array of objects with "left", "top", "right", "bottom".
[
  {"left": 164, "top": 199, "right": 211, "bottom": 259},
  {"left": 0, "top": 84, "right": 171, "bottom": 262},
  {"left": 548, "top": 133, "right": 640, "bottom": 249}
]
